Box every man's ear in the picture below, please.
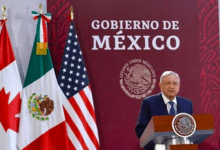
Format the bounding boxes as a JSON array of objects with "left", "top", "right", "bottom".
[{"left": 159, "top": 83, "right": 161, "bottom": 89}]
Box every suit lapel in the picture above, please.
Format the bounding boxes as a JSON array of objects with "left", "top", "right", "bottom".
[
  {"left": 158, "top": 93, "right": 169, "bottom": 115},
  {"left": 176, "top": 97, "right": 183, "bottom": 114}
]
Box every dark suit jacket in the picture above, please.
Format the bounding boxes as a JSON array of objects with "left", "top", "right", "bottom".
[{"left": 135, "top": 93, "right": 193, "bottom": 150}]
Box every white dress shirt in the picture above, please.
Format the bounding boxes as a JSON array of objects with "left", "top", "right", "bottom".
[{"left": 161, "top": 92, "right": 177, "bottom": 115}]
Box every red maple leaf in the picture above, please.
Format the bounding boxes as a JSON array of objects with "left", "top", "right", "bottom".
[{"left": 0, "top": 88, "right": 21, "bottom": 132}]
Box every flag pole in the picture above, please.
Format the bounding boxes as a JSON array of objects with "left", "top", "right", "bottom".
[
  {"left": 70, "top": 5, "right": 74, "bottom": 20},
  {"left": 39, "top": 3, "right": 43, "bottom": 14},
  {"left": 2, "top": 5, "right": 6, "bottom": 20}
]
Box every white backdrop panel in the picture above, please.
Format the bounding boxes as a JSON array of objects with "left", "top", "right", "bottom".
[{"left": 0, "top": 0, "right": 47, "bottom": 84}]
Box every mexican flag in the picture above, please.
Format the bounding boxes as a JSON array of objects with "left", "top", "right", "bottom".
[
  {"left": 17, "top": 12, "right": 70, "bottom": 150},
  {"left": 0, "top": 19, "right": 22, "bottom": 150}
]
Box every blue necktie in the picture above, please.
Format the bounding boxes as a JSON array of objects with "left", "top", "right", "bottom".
[{"left": 169, "top": 101, "right": 175, "bottom": 115}]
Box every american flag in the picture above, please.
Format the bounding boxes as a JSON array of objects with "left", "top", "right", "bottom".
[{"left": 58, "top": 22, "right": 100, "bottom": 150}]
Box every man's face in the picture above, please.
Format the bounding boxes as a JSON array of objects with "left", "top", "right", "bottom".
[{"left": 159, "top": 75, "right": 180, "bottom": 100}]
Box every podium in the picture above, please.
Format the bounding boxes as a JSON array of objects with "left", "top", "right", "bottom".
[{"left": 140, "top": 114, "right": 214, "bottom": 150}]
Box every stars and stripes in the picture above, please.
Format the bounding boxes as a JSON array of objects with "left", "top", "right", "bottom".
[{"left": 58, "top": 22, "right": 100, "bottom": 150}]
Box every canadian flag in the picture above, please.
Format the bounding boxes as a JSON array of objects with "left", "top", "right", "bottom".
[{"left": 0, "top": 19, "right": 22, "bottom": 150}]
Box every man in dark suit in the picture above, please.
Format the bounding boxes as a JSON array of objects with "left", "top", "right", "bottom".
[{"left": 135, "top": 71, "right": 193, "bottom": 150}]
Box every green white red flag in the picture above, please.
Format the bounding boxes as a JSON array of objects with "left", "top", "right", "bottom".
[{"left": 17, "top": 11, "right": 70, "bottom": 150}]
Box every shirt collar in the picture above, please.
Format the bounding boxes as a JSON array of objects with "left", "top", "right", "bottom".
[{"left": 161, "top": 92, "right": 177, "bottom": 104}]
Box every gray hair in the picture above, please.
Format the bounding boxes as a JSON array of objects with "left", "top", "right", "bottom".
[{"left": 160, "top": 71, "right": 180, "bottom": 84}]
